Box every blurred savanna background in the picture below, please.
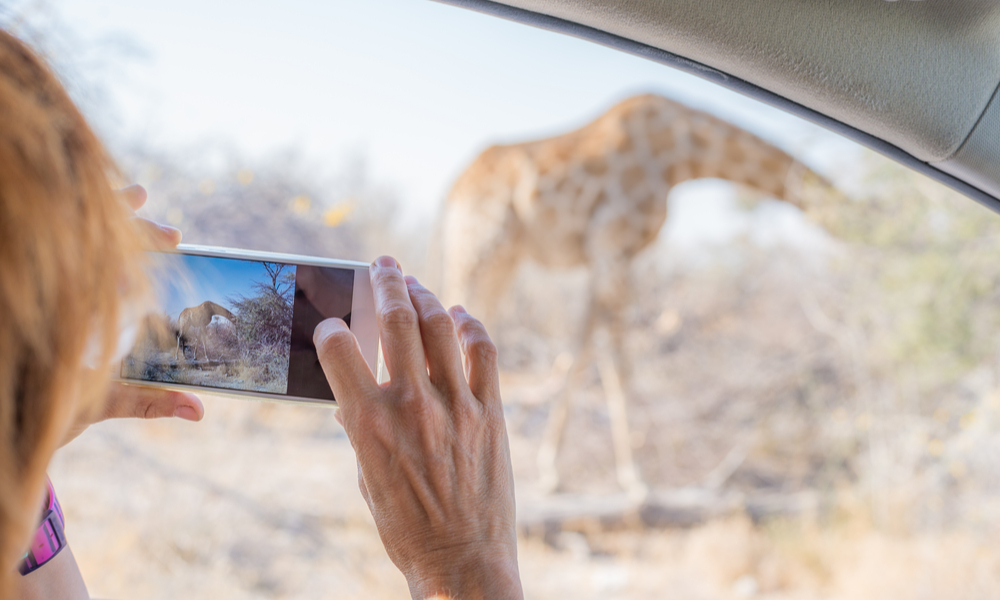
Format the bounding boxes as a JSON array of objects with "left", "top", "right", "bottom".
[{"left": 7, "top": 0, "right": 1000, "bottom": 598}]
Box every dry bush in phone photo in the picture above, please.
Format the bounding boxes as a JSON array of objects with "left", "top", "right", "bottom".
[{"left": 225, "top": 263, "right": 295, "bottom": 393}]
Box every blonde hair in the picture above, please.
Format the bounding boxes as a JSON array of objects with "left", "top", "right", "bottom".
[{"left": 0, "top": 29, "right": 147, "bottom": 588}]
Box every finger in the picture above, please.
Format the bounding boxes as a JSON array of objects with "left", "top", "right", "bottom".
[
  {"left": 132, "top": 217, "right": 182, "bottom": 250},
  {"left": 314, "top": 318, "right": 379, "bottom": 422},
  {"left": 103, "top": 383, "right": 204, "bottom": 421},
  {"left": 370, "top": 256, "right": 426, "bottom": 381},
  {"left": 119, "top": 184, "right": 147, "bottom": 212},
  {"left": 449, "top": 306, "right": 500, "bottom": 407},
  {"left": 404, "top": 276, "right": 466, "bottom": 396}
]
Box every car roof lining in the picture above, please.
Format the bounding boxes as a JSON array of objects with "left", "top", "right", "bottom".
[
  {"left": 935, "top": 85, "right": 1000, "bottom": 201},
  {"left": 434, "top": 0, "right": 1000, "bottom": 214}
]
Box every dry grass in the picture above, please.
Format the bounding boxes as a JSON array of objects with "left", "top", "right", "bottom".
[{"left": 518, "top": 513, "right": 1000, "bottom": 599}]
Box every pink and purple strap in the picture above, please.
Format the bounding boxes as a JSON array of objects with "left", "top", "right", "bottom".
[{"left": 18, "top": 478, "right": 67, "bottom": 576}]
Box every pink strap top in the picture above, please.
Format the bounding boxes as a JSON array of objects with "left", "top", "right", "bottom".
[{"left": 19, "top": 478, "right": 67, "bottom": 576}]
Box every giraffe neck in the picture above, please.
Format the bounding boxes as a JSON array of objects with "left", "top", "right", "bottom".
[
  {"left": 663, "top": 117, "right": 801, "bottom": 208},
  {"left": 206, "top": 302, "right": 234, "bottom": 322},
  {"left": 597, "top": 95, "right": 805, "bottom": 209}
]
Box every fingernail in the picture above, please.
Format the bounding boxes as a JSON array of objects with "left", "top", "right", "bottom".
[
  {"left": 404, "top": 275, "right": 418, "bottom": 285},
  {"left": 313, "top": 317, "right": 348, "bottom": 345},
  {"left": 183, "top": 392, "right": 203, "bottom": 410},
  {"left": 452, "top": 305, "right": 467, "bottom": 314},
  {"left": 160, "top": 224, "right": 182, "bottom": 240},
  {"left": 373, "top": 256, "right": 399, "bottom": 270},
  {"left": 173, "top": 405, "right": 200, "bottom": 421}
]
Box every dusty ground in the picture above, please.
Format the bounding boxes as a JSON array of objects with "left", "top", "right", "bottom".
[{"left": 50, "top": 393, "right": 1000, "bottom": 600}]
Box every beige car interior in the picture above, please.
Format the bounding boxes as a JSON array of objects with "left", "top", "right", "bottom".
[{"left": 437, "top": 0, "right": 1000, "bottom": 210}]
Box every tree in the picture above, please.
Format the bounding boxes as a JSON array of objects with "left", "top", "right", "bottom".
[{"left": 227, "top": 262, "right": 296, "bottom": 384}]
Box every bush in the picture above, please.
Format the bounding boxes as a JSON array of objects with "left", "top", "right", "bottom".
[{"left": 228, "top": 263, "right": 295, "bottom": 387}]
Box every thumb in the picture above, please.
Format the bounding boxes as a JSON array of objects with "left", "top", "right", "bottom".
[{"left": 103, "top": 383, "right": 204, "bottom": 422}]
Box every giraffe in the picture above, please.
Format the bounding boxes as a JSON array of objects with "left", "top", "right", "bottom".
[
  {"left": 440, "top": 93, "right": 832, "bottom": 497},
  {"left": 175, "top": 301, "right": 237, "bottom": 363}
]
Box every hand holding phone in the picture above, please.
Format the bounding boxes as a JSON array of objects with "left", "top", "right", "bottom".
[
  {"left": 63, "top": 186, "right": 204, "bottom": 447},
  {"left": 314, "top": 257, "right": 523, "bottom": 600}
]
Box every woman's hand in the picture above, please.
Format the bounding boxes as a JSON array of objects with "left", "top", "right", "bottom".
[
  {"left": 314, "top": 256, "right": 522, "bottom": 600},
  {"left": 61, "top": 383, "right": 203, "bottom": 446},
  {"left": 61, "top": 185, "right": 203, "bottom": 447}
]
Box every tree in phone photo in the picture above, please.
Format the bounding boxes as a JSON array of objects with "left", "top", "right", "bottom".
[{"left": 226, "top": 262, "right": 296, "bottom": 391}]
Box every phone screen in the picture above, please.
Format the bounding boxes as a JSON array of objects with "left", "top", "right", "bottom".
[{"left": 120, "top": 250, "right": 371, "bottom": 402}]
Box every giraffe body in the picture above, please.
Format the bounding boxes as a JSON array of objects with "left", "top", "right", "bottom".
[
  {"left": 176, "top": 301, "right": 237, "bottom": 362},
  {"left": 444, "top": 94, "right": 808, "bottom": 315},
  {"left": 440, "top": 93, "right": 828, "bottom": 496}
]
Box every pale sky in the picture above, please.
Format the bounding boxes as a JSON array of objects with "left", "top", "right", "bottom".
[
  {"left": 19, "top": 0, "right": 860, "bottom": 247},
  {"left": 159, "top": 254, "right": 284, "bottom": 320}
]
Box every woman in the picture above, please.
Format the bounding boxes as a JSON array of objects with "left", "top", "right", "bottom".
[
  {"left": 0, "top": 26, "right": 207, "bottom": 597},
  {"left": 1, "top": 29, "right": 522, "bottom": 599}
]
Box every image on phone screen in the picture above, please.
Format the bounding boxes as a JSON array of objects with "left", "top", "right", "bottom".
[{"left": 121, "top": 252, "right": 358, "bottom": 401}]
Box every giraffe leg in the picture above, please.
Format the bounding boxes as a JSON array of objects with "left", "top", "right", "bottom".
[
  {"left": 537, "top": 311, "right": 595, "bottom": 493},
  {"left": 586, "top": 213, "right": 648, "bottom": 499},
  {"left": 595, "top": 321, "right": 647, "bottom": 500},
  {"left": 195, "top": 336, "right": 206, "bottom": 366},
  {"left": 537, "top": 384, "right": 571, "bottom": 493}
]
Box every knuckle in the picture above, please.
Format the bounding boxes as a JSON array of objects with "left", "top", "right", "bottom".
[
  {"left": 141, "top": 401, "right": 159, "bottom": 419},
  {"left": 397, "top": 386, "right": 439, "bottom": 418},
  {"left": 456, "top": 312, "right": 486, "bottom": 336},
  {"left": 411, "top": 284, "right": 442, "bottom": 307},
  {"left": 467, "top": 335, "right": 498, "bottom": 362},
  {"left": 372, "top": 265, "right": 404, "bottom": 287},
  {"left": 423, "top": 310, "right": 456, "bottom": 338},
  {"left": 380, "top": 301, "right": 418, "bottom": 329}
]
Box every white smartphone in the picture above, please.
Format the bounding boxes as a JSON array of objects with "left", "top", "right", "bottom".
[{"left": 116, "top": 244, "right": 381, "bottom": 405}]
